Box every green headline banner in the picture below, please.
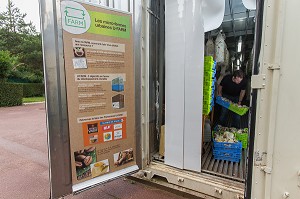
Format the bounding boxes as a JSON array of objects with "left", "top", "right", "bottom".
[{"left": 88, "top": 11, "right": 130, "bottom": 39}]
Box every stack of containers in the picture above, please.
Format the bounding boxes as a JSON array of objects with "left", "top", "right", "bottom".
[{"left": 203, "top": 56, "right": 216, "bottom": 115}]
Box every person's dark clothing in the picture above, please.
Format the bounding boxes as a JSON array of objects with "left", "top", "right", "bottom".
[
  {"left": 220, "top": 75, "right": 247, "bottom": 97},
  {"left": 219, "top": 75, "right": 247, "bottom": 128}
]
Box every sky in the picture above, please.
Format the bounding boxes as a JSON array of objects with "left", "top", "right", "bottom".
[{"left": 0, "top": 0, "right": 41, "bottom": 31}]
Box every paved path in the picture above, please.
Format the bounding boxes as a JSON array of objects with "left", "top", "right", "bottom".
[{"left": 0, "top": 103, "right": 190, "bottom": 199}]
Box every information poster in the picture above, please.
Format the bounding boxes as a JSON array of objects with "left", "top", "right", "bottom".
[{"left": 60, "top": 0, "right": 135, "bottom": 185}]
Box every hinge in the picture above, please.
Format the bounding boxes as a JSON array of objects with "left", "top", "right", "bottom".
[
  {"left": 267, "top": 63, "right": 280, "bottom": 70},
  {"left": 261, "top": 166, "right": 272, "bottom": 174},
  {"left": 251, "top": 74, "right": 266, "bottom": 89}
]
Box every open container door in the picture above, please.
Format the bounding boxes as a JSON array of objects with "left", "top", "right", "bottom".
[
  {"left": 40, "top": 0, "right": 141, "bottom": 198},
  {"left": 248, "top": 0, "right": 300, "bottom": 198}
]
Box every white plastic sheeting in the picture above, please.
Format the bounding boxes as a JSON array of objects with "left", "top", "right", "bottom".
[
  {"left": 215, "top": 32, "right": 226, "bottom": 64},
  {"left": 242, "top": 0, "right": 256, "bottom": 10},
  {"left": 165, "top": 0, "right": 185, "bottom": 169},
  {"left": 225, "top": 48, "right": 230, "bottom": 66},
  {"left": 202, "top": 0, "right": 225, "bottom": 32},
  {"left": 165, "top": 0, "right": 204, "bottom": 172},
  {"left": 205, "top": 39, "right": 215, "bottom": 57}
]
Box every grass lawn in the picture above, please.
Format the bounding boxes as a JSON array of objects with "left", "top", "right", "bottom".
[{"left": 23, "top": 97, "right": 45, "bottom": 103}]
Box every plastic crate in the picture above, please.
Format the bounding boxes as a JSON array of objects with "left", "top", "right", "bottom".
[
  {"left": 216, "top": 96, "right": 230, "bottom": 108},
  {"left": 235, "top": 133, "right": 248, "bottom": 149},
  {"left": 204, "top": 83, "right": 213, "bottom": 91},
  {"left": 204, "top": 70, "right": 213, "bottom": 78},
  {"left": 213, "top": 149, "right": 241, "bottom": 162},
  {"left": 228, "top": 103, "right": 249, "bottom": 116},
  {"left": 213, "top": 139, "right": 242, "bottom": 150},
  {"left": 203, "top": 108, "right": 210, "bottom": 115},
  {"left": 213, "top": 139, "right": 242, "bottom": 163},
  {"left": 204, "top": 77, "right": 213, "bottom": 84},
  {"left": 204, "top": 56, "right": 214, "bottom": 62},
  {"left": 203, "top": 89, "right": 211, "bottom": 96}
]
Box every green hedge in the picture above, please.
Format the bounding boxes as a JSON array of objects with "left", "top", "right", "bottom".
[
  {"left": 0, "top": 83, "right": 23, "bottom": 107},
  {"left": 22, "top": 83, "right": 45, "bottom": 97}
]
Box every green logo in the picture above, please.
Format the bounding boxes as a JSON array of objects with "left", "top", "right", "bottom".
[
  {"left": 64, "top": 6, "right": 86, "bottom": 29},
  {"left": 61, "top": 1, "right": 91, "bottom": 34}
]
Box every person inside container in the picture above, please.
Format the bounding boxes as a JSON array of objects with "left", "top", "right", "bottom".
[{"left": 217, "top": 69, "right": 247, "bottom": 128}]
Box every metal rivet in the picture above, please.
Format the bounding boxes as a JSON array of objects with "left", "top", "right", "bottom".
[{"left": 178, "top": 177, "right": 184, "bottom": 182}]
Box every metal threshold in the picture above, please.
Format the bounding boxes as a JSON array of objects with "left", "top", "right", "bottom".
[{"left": 135, "top": 161, "right": 244, "bottom": 199}]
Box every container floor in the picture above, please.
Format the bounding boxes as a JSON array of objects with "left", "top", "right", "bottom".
[{"left": 201, "top": 142, "right": 246, "bottom": 182}]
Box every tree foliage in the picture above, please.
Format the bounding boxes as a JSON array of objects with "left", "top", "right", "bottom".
[
  {"left": 0, "top": 1, "right": 43, "bottom": 83},
  {"left": 0, "top": 50, "right": 13, "bottom": 80}
]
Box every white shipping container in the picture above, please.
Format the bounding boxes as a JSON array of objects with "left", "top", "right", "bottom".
[{"left": 41, "top": 0, "right": 300, "bottom": 198}]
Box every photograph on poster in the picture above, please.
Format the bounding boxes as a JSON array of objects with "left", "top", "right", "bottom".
[
  {"left": 87, "top": 123, "right": 98, "bottom": 134},
  {"left": 74, "top": 147, "right": 97, "bottom": 180},
  {"left": 73, "top": 47, "right": 86, "bottom": 57},
  {"left": 89, "top": 135, "right": 98, "bottom": 144},
  {"left": 113, "top": 148, "right": 134, "bottom": 167},
  {"left": 73, "top": 58, "right": 88, "bottom": 69},
  {"left": 114, "top": 130, "right": 123, "bottom": 140},
  {"left": 91, "top": 159, "right": 110, "bottom": 178},
  {"left": 103, "top": 131, "right": 113, "bottom": 142}
]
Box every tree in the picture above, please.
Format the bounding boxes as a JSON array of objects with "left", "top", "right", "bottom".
[
  {"left": 0, "top": 1, "right": 37, "bottom": 54},
  {"left": 0, "top": 1, "right": 36, "bottom": 35},
  {"left": 0, "top": 1, "right": 44, "bottom": 83},
  {"left": 0, "top": 51, "right": 14, "bottom": 81}
]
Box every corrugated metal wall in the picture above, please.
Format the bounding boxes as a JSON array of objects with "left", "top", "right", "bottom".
[{"left": 82, "top": 0, "right": 133, "bottom": 12}]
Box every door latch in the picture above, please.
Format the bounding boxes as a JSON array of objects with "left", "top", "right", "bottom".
[{"left": 251, "top": 74, "right": 266, "bottom": 89}]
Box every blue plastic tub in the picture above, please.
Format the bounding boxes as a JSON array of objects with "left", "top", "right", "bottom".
[{"left": 216, "top": 96, "right": 230, "bottom": 108}]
